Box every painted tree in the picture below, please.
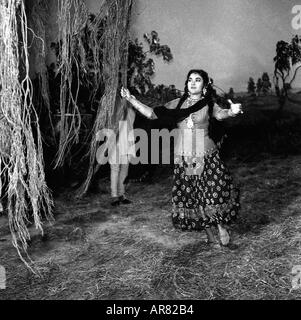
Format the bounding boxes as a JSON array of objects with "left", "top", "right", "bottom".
[
  {"left": 147, "top": 83, "right": 180, "bottom": 103},
  {"left": 247, "top": 77, "right": 256, "bottom": 95},
  {"left": 228, "top": 87, "right": 235, "bottom": 100},
  {"left": 127, "top": 31, "right": 173, "bottom": 95},
  {"left": 261, "top": 72, "right": 272, "bottom": 95},
  {"left": 273, "top": 35, "right": 301, "bottom": 111},
  {"left": 256, "top": 78, "right": 263, "bottom": 96}
]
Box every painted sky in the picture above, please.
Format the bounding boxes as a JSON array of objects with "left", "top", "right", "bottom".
[{"left": 128, "top": 0, "right": 301, "bottom": 92}]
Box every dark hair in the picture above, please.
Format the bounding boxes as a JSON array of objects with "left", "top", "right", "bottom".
[{"left": 176, "top": 69, "right": 225, "bottom": 145}]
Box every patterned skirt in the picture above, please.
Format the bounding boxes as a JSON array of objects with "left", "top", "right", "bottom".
[{"left": 172, "top": 150, "right": 240, "bottom": 231}]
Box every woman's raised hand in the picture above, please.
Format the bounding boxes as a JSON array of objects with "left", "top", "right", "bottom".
[
  {"left": 120, "top": 86, "right": 152, "bottom": 118},
  {"left": 228, "top": 99, "right": 243, "bottom": 115},
  {"left": 120, "top": 87, "right": 132, "bottom": 101}
]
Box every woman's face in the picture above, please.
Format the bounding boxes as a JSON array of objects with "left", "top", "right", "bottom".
[{"left": 187, "top": 73, "right": 204, "bottom": 96}]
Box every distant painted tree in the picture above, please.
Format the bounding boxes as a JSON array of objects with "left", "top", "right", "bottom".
[
  {"left": 147, "top": 83, "right": 181, "bottom": 103},
  {"left": 127, "top": 31, "right": 173, "bottom": 95},
  {"left": 256, "top": 78, "right": 263, "bottom": 96},
  {"left": 273, "top": 35, "right": 301, "bottom": 111},
  {"left": 261, "top": 72, "right": 272, "bottom": 95},
  {"left": 247, "top": 77, "right": 256, "bottom": 95},
  {"left": 228, "top": 87, "right": 234, "bottom": 100}
]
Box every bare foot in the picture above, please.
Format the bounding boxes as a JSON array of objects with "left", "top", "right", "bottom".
[{"left": 218, "top": 225, "right": 230, "bottom": 246}]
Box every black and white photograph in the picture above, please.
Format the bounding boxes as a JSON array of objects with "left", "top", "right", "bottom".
[{"left": 0, "top": 0, "right": 301, "bottom": 303}]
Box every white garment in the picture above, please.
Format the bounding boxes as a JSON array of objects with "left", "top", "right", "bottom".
[
  {"left": 110, "top": 163, "right": 129, "bottom": 197},
  {"left": 109, "top": 106, "right": 135, "bottom": 197},
  {"left": 96, "top": 105, "right": 136, "bottom": 166},
  {"left": 109, "top": 106, "right": 136, "bottom": 164}
]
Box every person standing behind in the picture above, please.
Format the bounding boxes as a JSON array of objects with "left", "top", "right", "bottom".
[{"left": 96, "top": 95, "right": 136, "bottom": 206}]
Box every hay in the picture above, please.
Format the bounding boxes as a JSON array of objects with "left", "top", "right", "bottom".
[
  {"left": 0, "top": 0, "right": 53, "bottom": 272},
  {"left": 1, "top": 154, "right": 301, "bottom": 298},
  {"left": 26, "top": 0, "right": 56, "bottom": 143},
  {"left": 77, "top": 0, "right": 133, "bottom": 197},
  {"left": 44, "top": 0, "right": 133, "bottom": 192},
  {"left": 54, "top": 0, "right": 89, "bottom": 167}
]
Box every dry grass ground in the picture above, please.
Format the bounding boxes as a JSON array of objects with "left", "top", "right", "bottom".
[{"left": 1, "top": 152, "right": 301, "bottom": 300}]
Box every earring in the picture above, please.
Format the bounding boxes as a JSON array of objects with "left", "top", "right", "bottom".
[{"left": 202, "top": 87, "right": 207, "bottom": 96}]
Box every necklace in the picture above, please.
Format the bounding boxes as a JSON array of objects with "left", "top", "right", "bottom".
[
  {"left": 188, "top": 96, "right": 201, "bottom": 102},
  {"left": 185, "top": 97, "right": 202, "bottom": 129},
  {"left": 186, "top": 115, "right": 194, "bottom": 129}
]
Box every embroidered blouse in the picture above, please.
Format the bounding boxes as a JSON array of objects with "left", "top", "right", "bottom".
[{"left": 154, "top": 98, "right": 232, "bottom": 158}]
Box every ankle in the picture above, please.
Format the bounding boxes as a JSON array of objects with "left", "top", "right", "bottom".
[
  {"left": 218, "top": 226, "right": 230, "bottom": 246},
  {"left": 205, "top": 229, "right": 215, "bottom": 243}
]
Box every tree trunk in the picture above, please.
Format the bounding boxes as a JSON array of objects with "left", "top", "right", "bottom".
[{"left": 277, "top": 94, "right": 286, "bottom": 116}]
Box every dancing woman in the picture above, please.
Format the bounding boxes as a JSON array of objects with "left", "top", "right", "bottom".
[{"left": 121, "top": 69, "right": 242, "bottom": 247}]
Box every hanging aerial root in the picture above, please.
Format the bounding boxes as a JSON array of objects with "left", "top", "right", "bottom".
[
  {"left": 77, "top": 0, "right": 133, "bottom": 197},
  {"left": 0, "top": 0, "right": 53, "bottom": 273},
  {"left": 54, "top": 0, "right": 89, "bottom": 168},
  {"left": 27, "top": 0, "right": 56, "bottom": 143}
]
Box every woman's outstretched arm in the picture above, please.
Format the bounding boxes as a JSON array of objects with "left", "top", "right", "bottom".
[
  {"left": 120, "top": 87, "right": 211, "bottom": 124},
  {"left": 214, "top": 99, "right": 243, "bottom": 120},
  {"left": 120, "top": 87, "right": 157, "bottom": 119}
]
